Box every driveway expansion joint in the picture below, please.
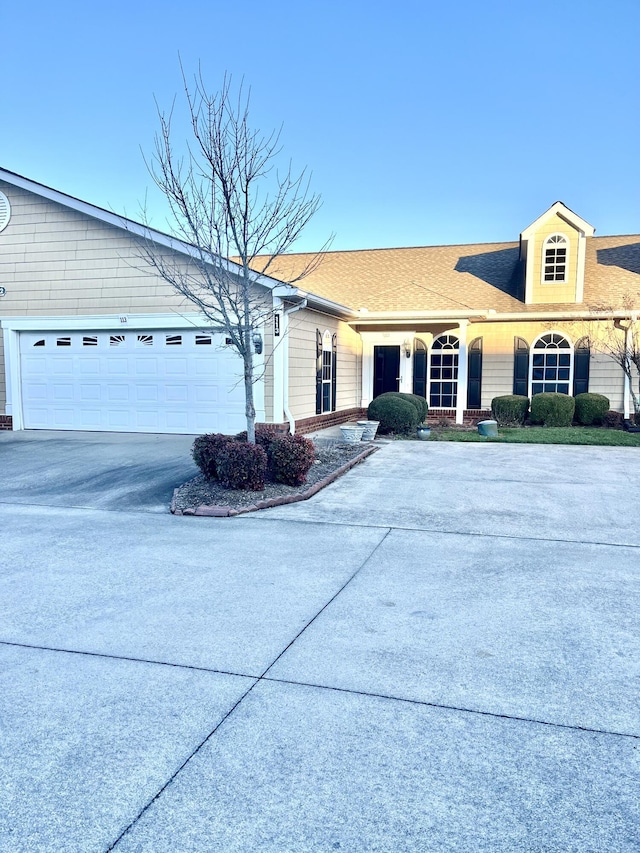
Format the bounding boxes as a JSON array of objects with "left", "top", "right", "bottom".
[{"left": 103, "top": 526, "right": 393, "bottom": 851}]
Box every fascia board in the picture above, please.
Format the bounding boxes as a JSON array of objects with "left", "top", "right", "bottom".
[
  {"left": 0, "top": 313, "right": 214, "bottom": 332},
  {"left": 520, "top": 201, "right": 595, "bottom": 240},
  {"left": 0, "top": 168, "right": 288, "bottom": 292}
]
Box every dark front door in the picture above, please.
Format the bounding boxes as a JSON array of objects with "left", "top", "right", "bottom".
[{"left": 374, "top": 345, "right": 400, "bottom": 397}]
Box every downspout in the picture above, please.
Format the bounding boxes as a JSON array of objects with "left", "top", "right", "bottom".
[{"left": 282, "top": 299, "right": 307, "bottom": 434}]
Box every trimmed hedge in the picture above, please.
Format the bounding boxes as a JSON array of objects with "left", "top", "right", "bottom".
[
  {"left": 217, "top": 441, "right": 267, "bottom": 490},
  {"left": 367, "top": 394, "right": 419, "bottom": 435},
  {"left": 530, "top": 393, "right": 575, "bottom": 427},
  {"left": 191, "top": 433, "right": 232, "bottom": 480},
  {"left": 268, "top": 434, "right": 316, "bottom": 486},
  {"left": 574, "top": 393, "right": 610, "bottom": 426},
  {"left": 491, "top": 395, "right": 529, "bottom": 426}
]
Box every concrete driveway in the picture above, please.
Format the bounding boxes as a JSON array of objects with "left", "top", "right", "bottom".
[{"left": 0, "top": 433, "right": 638, "bottom": 852}]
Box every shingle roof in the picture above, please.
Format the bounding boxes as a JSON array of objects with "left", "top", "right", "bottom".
[{"left": 261, "top": 234, "right": 640, "bottom": 314}]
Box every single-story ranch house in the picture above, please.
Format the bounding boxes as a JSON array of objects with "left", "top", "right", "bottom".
[{"left": 1, "top": 167, "right": 638, "bottom": 434}]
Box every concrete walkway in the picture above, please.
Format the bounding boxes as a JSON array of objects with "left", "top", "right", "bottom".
[{"left": 0, "top": 433, "right": 638, "bottom": 851}]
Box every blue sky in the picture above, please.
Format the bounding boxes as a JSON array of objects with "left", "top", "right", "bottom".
[{"left": 2, "top": 0, "right": 639, "bottom": 252}]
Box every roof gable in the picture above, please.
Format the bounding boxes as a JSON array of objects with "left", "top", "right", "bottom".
[{"left": 520, "top": 201, "right": 595, "bottom": 240}]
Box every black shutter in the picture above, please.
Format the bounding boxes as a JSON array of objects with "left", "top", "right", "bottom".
[
  {"left": 412, "top": 340, "right": 427, "bottom": 398},
  {"left": 331, "top": 333, "right": 338, "bottom": 412},
  {"left": 513, "top": 337, "right": 529, "bottom": 396},
  {"left": 467, "top": 338, "right": 483, "bottom": 409},
  {"left": 315, "top": 330, "right": 323, "bottom": 415},
  {"left": 573, "top": 337, "right": 590, "bottom": 396}
]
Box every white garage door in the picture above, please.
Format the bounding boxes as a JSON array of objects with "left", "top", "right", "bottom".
[{"left": 19, "top": 329, "right": 248, "bottom": 434}]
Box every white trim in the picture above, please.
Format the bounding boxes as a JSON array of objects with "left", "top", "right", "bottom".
[
  {"left": 520, "top": 202, "right": 595, "bottom": 241},
  {"left": 575, "top": 232, "right": 587, "bottom": 303},
  {"left": 428, "top": 332, "right": 461, "bottom": 417},
  {"left": 0, "top": 168, "right": 286, "bottom": 293},
  {"left": 528, "top": 330, "right": 574, "bottom": 399},
  {"left": 455, "top": 320, "right": 468, "bottom": 425},
  {"left": 271, "top": 296, "right": 285, "bottom": 425},
  {"left": 359, "top": 330, "right": 417, "bottom": 408},
  {"left": 0, "top": 313, "right": 221, "bottom": 332},
  {"left": 1, "top": 313, "right": 267, "bottom": 432}
]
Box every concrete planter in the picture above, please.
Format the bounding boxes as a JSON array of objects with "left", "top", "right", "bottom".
[
  {"left": 416, "top": 425, "right": 431, "bottom": 440},
  {"left": 340, "top": 424, "right": 366, "bottom": 443},
  {"left": 357, "top": 420, "right": 380, "bottom": 440},
  {"left": 477, "top": 419, "right": 498, "bottom": 437}
]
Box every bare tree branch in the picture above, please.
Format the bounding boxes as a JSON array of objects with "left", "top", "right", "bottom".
[{"left": 136, "top": 68, "right": 327, "bottom": 441}]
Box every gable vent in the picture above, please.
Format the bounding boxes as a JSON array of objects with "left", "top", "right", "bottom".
[{"left": 0, "top": 191, "right": 10, "bottom": 233}]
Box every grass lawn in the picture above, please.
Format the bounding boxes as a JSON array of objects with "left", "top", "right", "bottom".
[{"left": 427, "top": 426, "right": 640, "bottom": 446}]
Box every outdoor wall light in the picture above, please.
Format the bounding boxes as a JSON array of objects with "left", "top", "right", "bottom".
[
  {"left": 403, "top": 338, "right": 412, "bottom": 358},
  {"left": 252, "top": 330, "right": 263, "bottom": 354}
]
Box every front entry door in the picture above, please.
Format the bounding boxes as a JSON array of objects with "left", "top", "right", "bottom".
[{"left": 373, "top": 345, "right": 400, "bottom": 397}]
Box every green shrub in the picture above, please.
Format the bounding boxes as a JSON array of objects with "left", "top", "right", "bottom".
[
  {"left": 191, "top": 433, "right": 232, "bottom": 480},
  {"left": 574, "top": 393, "right": 610, "bottom": 425},
  {"left": 491, "top": 395, "right": 529, "bottom": 426},
  {"left": 530, "top": 393, "right": 575, "bottom": 427},
  {"left": 268, "top": 434, "right": 316, "bottom": 486},
  {"left": 372, "top": 392, "right": 428, "bottom": 423},
  {"left": 217, "top": 441, "right": 267, "bottom": 490},
  {"left": 367, "top": 395, "right": 419, "bottom": 435}
]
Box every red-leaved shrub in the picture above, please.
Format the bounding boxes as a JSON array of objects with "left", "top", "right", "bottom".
[
  {"left": 234, "top": 424, "right": 283, "bottom": 452},
  {"left": 268, "top": 434, "right": 316, "bottom": 486},
  {"left": 191, "top": 433, "right": 232, "bottom": 480},
  {"left": 217, "top": 441, "right": 267, "bottom": 490}
]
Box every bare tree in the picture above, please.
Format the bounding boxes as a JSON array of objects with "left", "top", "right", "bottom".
[
  {"left": 140, "top": 67, "right": 325, "bottom": 442},
  {"left": 579, "top": 295, "right": 640, "bottom": 418}
]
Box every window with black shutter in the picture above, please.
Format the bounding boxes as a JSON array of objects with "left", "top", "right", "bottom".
[
  {"left": 573, "top": 337, "right": 590, "bottom": 396},
  {"left": 513, "top": 337, "right": 529, "bottom": 396},
  {"left": 315, "top": 329, "right": 323, "bottom": 414},
  {"left": 412, "top": 339, "right": 427, "bottom": 399},
  {"left": 467, "top": 337, "right": 483, "bottom": 409}
]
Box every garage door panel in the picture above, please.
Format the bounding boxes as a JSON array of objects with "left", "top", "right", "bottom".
[
  {"left": 79, "top": 384, "right": 101, "bottom": 401},
  {"left": 20, "top": 329, "right": 253, "bottom": 434},
  {"left": 51, "top": 384, "right": 74, "bottom": 401}
]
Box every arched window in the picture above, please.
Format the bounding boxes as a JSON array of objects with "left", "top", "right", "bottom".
[
  {"left": 429, "top": 334, "right": 459, "bottom": 408},
  {"left": 530, "top": 332, "right": 572, "bottom": 396},
  {"left": 542, "top": 234, "right": 568, "bottom": 283}
]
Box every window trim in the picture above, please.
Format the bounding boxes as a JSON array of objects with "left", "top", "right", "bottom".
[
  {"left": 541, "top": 233, "right": 569, "bottom": 284},
  {"left": 528, "top": 331, "right": 574, "bottom": 397},
  {"left": 428, "top": 334, "right": 459, "bottom": 409}
]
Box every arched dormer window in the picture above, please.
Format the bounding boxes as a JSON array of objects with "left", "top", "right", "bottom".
[
  {"left": 542, "top": 234, "right": 568, "bottom": 283},
  {"left": 530, "top": 332, "right": 573, "bottom": 396}
]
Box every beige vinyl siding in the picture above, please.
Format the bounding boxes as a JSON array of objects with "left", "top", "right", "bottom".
[
  {"left": 0, "top": 182, "right": 275, "bottom": 418},
  {"left": 588, "top": 352, "right": 626, "bottom": 412},
  {"left": 473, "top": 320, "right": 629, "bottom": 411},
  {"left": 0, "top": 182, "right": 196, "bottom": 319},
  {"left": 287, "top": 308, "right": 361, "bottom": 420},
  {"left": 530, "top": 213, "right": 580, "bottom": 304}
]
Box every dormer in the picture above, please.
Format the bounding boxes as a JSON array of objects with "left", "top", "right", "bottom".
[{"left": 519, "top": 202, "right": 595, "bottom": 304}]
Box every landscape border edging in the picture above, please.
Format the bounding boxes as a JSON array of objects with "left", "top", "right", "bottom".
[{"left": 171, "top": 444, "right": 378, "bottom": 517}]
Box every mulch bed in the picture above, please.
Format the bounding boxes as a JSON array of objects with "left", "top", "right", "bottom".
[{"left": 171, "top": 441, "right": 378, "bottom": 517}]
